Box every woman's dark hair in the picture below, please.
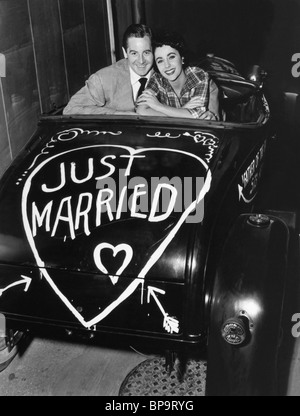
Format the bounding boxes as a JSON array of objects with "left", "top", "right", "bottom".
[
  {"left": 122, "top": 23, "right": 153, "bottom": 50},
  {"left": 153, "top": 31, "right": 189, "bottom": 67}
]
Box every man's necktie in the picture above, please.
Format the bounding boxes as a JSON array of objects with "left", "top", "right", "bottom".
[{"left": 137, "top": 77, "right": 147, "bottom": 99}]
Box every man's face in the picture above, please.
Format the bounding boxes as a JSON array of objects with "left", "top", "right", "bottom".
[{"left": 123, "top": 36, "right": 153, "bottom": 76}]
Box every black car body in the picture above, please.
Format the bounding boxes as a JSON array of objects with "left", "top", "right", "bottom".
[{"left": 0, "top": 57, "right": 293, "bottom": 395}]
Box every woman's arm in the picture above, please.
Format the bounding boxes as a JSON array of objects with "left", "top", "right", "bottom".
[
  {"left": 182, "top": 96, "right": 218, "bottom": 120},
  {"left": 136, "top": 91, "right": 218, "bottom": 119},
  {"left": 136, "top": 91, "right": 195, "bottom": 118},
  {"left": 135, "top": 103, "right": 167, "bottom": 117}
]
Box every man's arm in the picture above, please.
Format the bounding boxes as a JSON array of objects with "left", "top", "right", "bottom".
[
  {"left": 64, "top": 73, "right": 108, "bottom": 115},
  {"left": 63, "top": 73, "right": 128, "bottom": 115}
]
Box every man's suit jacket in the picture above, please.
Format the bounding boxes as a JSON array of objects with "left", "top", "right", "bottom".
[{"left": 63, "top": 59, "right": 135, "bottom": 115}]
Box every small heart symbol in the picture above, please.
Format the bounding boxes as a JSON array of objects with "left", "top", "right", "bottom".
[{"left": 93, "top": 243, "right": 133, "bottom": 285}]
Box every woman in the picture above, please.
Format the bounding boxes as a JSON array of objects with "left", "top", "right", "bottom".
[{"left": 136, "top": 31, "right": 219, "bottom": 120}]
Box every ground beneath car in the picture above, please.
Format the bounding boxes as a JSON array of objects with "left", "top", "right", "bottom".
[
  {"left": 0, "top": 331, "right": 299, "bottom": 396},
  {"left": 0, "top": 337, "right": 147, "bottom": 396},
  {"left": 119, "top": 356, "right": 206, "bottom": 396}
]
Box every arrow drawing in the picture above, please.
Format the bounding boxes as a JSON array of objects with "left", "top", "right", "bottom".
[
  {"left": 238, "top": 184, "right": 257, "bottom": 204},
  {"left": 0, "top": 275, "right": 32, "bottom": 297},
  {"left": 147, "top": 286, "right": 180, "bottom": 334}
]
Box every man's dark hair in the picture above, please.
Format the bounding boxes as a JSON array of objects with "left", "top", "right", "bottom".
[
  {"left": 122, "top": 23, "right": 153, "bottom": 50},
  {"left": 153, "top": 31, "right": 189, "bottom": 66}
]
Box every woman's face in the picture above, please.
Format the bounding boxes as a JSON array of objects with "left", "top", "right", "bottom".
[{"left": 154, "top": 45, "right": 184, "bottom": 82}]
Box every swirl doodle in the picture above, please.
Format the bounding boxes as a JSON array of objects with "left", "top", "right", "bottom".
[
  {"left": 183, "top": 131, "right": 219, "bottom": 163},
  {"left": 57, "top": 128, "right": 122, "bottom": 142},
  {"left": 22, "top": 129, "right": 123, "bottom": 177},
  {"left": 146, "top": 131, "right": 181, "bottom": 139}
]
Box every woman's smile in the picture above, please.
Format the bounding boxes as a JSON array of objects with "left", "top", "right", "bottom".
[{"left": 164, "top": 68, "right": 176, "bottom": 76}]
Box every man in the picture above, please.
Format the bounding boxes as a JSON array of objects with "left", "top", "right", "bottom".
[{"left": 63, "top": 23, "right": 154, "bottom": 115}]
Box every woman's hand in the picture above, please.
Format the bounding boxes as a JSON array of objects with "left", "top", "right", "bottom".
[
  {"left": 183, "top": 96, "right": 204, "bottom": 109},
  {"left": 199, "top": 110, "right": 218, "bottom": 120},
  {"left": 136, "top": 90, "right": 161, "bottom": 111},
  {"left": 183, "top": 98, "right": 218, "bottom": 120}
]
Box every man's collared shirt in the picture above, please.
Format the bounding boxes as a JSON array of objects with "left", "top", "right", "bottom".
[
  {"left": 145, "top": 66, "right": 210, "bottom": 118},
  {"left": 130, "top": 68, "right": 153, "bottom": 102}
]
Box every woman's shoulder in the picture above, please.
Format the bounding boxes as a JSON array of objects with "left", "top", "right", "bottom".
[
  {"left": 186, "top": 66, "right": 209, "bottom": 79},
  {"left": 148, "top": 71, "right": 168, "bottom": 88},
  {"left": 149, "top": 70, "right": 164, "bottom": 82}
]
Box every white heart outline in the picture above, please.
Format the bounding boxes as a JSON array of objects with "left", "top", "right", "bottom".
[
  {"left": 93, "top": 243, "right": 133, "bottom": 285},
  {"left": 22, "top": 143, "right": 212, "bottom": 329}
]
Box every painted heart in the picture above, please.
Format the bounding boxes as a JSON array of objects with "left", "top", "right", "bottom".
[
  {"left": 21, "top": 140, "right": 212, "bottom": 329},
  {"left": 93, "top": 243, "right": 133, "bottom": 285}
]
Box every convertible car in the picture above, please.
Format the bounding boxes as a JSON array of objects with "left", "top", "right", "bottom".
[{"left": 0, "top": 56, "right": 296, "bottom": 395}]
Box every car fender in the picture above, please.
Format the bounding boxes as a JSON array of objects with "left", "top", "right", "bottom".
[{"left": 206, "top": 213, "right": 289, "bottom": 396}]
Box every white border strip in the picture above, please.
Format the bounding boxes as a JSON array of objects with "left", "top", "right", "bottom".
[
  {"left": 82, "top": 0, "right": 91, "bottom": 75},
  {"left": 106, "top": 0, "right": 116, "bottom": 64},
  {"left": 57, "top": 0, "right": 70, "bottom": 100},
  {"left": 0, "top": 77, "right": 12, "bottom": 160},
  {"left": 27, "top": 0, "right": 43, "bottom": 113}
]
